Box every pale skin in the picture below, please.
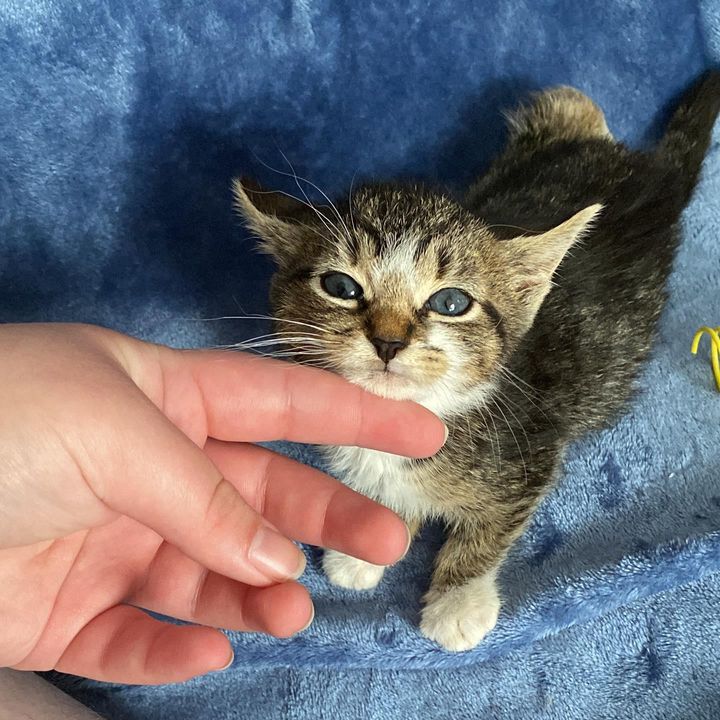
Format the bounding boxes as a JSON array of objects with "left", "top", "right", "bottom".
[{"left": 0, "top": 323, "right": 446, "bottom": 687}]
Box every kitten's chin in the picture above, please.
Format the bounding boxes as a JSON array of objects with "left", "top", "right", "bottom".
[
  {"left": 340, "top": 364, "right": 497, "bottom": 419},
  {"left": 346, "top": 368, "right": 425, "bottom": 402}
]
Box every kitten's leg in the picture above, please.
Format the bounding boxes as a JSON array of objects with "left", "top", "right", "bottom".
[
  {"left": 322, "top": 550, "right": 387, "bottom": 591},
  {"left": 323, "top": 517, "right": 421, "bottom": 591},
  {"left": 420, "top": 517, "right": 513, "bottom": 652}
]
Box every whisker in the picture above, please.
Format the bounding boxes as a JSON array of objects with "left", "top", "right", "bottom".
[
  {"left": 476, "top": 400, "right": 503, "bottom": 476},
  {"left": 484, "top": 223, "right": 545, "bottom": 235},
  {"left": 464, "top": 414, "right": 477, "bottom": 467},
  {"left": 276, "top": 148, "right": 354, "bottom": 242},
  {"left": 497, "top": 366, "right": 558, "bottom": 435},
  {"left": 272, "top": 353, "right": 339, "bottom": 371},
  {"left": 236, "top": 185, "right": 338, "bottom": 229},
  {"left": 218, "top": 329, "right": 328, "bottom": 344},
  {"left": 498, "top": 365, "right": 544, "bottom": 398},
  {"left": 253, "top": 151, "right": 349, "bottom": 245},
  {"left": 236, "top": 186, "right": 344, "bottom": 252},
  {"left": 198, "top": 313, "right": 331, "bottom": 335},
  {"left": 490, "top": 395, "right": 528, "bottom": 484},
  {"left": 495, "top": 391, "right": 533, "bottom": 460},
  {"left": 214, "top": 331, "right": 329, "bottom": 344},
  {"left": 209, "top": 335, "right": 339, "bottom": 351},
  {"left": 225, "top": 346, "right": 337, "bottom": 363},
  {"left": 348, "top": 169, "right": 359, "bottom": 236},
  {"left": 219, "top": 339, "right": 340, "bottom": 353}
]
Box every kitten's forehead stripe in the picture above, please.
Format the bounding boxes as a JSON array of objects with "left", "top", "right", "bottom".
[
  {"left": 412, "top": 234, "right": 433, "bottom": 263},
  {"left": 437, "top": 245, "right": 452, "bottom": 277},
  {"left": 345, "top": 219, "right": 361, "bottom": 264},
  {"left": 413, "top": 218, "right": 454, "bottom": 265},
  {"left": 356, "top": 216, "right": 386, "bottom": 256}
]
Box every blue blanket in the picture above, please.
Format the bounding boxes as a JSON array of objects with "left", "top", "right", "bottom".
[{"left": 2, "top": 1, "right": 719, "bottom": 717}]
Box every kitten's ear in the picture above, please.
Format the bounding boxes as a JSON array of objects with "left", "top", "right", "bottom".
[
  {"left": 232, "top": 178, "right": 305, "bottom": 260},
  {"left": 501, "top": 204, "right": 603, "bottom": 317}
]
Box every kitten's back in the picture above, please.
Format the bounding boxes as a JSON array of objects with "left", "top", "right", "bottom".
[{"left": 466, "top": 72, "right": 720, "bottom": 438}]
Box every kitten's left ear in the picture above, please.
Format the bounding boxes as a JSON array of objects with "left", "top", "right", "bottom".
[
  {"left": 232, "top": 178, "right": 306, "bottom": 261},
  {"left": 501, "top": 204, "right": 603, "bottom": 319}
]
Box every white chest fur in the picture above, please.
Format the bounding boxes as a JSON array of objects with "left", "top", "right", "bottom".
[{"left": 324, "top": 445, "right": 437, "bottom": 520}]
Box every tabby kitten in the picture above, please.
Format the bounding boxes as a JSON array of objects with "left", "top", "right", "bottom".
[{"left": 233, "top": 72, "right": 720, "bottom": 651}]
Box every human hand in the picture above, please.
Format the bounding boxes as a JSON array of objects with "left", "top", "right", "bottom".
[{"left": 0, "top": 323, "right": 445, "bottom": 685}]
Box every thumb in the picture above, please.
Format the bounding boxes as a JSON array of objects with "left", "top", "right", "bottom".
[{"left": 90, "top": 385, "right": 305, "bottom": 586}]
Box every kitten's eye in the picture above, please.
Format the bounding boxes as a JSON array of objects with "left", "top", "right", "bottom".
[
  {"left": 321, "top": 272, "right": 364, "bottom": 301},
  {"left": 426, "top": 288, "right": 473, "bottom": 316}
]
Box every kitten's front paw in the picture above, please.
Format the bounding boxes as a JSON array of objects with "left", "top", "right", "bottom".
[
  {"left": 323, "top": 549, "right": 386, "bottom": 590},
  {"left": 420, "top": 574, "right": 500, "bottom": 652}
]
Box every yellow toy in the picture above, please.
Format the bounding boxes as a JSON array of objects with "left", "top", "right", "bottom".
[{"left": 692, "top": 326, "right": 720, "bottom": 392}]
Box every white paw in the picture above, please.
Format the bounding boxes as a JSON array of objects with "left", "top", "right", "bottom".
[
  {"left": 323, "top": 550, "right": 386, "bottom": 590},
  {"left": 420, "top": 574, "right": 500, "bottom": 652}
]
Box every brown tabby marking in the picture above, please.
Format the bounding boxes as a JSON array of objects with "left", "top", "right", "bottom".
[{"left": 233, "top": 73, "right": 720, "bottom": 651}]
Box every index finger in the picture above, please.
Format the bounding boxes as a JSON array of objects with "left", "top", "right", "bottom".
[{"left": 169, "top": 351, "right": 447, "bottom": 457}]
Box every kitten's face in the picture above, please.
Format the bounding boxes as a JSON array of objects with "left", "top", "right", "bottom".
[{"left": 234, "top": 181, "right": 599, "bottom": 417}]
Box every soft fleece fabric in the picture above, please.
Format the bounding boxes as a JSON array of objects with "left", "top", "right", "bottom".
[{"left": 1, "top": 1, "right": 719, "bottom": 718}]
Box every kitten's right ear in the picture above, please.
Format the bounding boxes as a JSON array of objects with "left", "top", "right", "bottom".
[
  {"left": 232, "top": 178, "right": 305, "bottom": 260},
  {"left": 499, "top": 203, "right": 603, "bottom": 327}
]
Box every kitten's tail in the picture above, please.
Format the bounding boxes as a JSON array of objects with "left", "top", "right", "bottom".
[{"left": 656, "top": 70, "right": 720, "bottom": 204}]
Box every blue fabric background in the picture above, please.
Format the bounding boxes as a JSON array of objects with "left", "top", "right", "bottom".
[{"left": 2, "top": 1, "right": 719, "bottom": 718}]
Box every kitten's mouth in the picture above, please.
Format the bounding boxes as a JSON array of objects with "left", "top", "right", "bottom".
[
  {"left": 375, "top": 362, "right": 409, "bottom": 379},
  {"left": 336, "top": 354, "right": 442, "bottom": 401},
  {"left": 354, "top": 362, "right": 426, "bottom": 400}
]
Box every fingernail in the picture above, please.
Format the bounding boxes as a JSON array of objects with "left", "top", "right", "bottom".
[
  {"left": 442, "top": 424, "right": 449, "bottom": 444},
  {"left": 249, "top": 526, "right": 306, "bottom": 580},
  {"left": 397, "top": 522, "right": 413, "bottom": 562},
  {"left": 214, "top": 650, "right": 235, "bottom": 672},
  {"left": 298, "top": 603, "right": 315, "bottom": 634}
]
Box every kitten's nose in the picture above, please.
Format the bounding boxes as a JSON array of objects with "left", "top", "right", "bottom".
[{"left": 371, "top": 337, "right": 407, "bottom": 364}]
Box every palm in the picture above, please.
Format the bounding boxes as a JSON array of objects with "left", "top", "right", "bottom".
[{"left": 7, "top": 512, "right": 311, "bottom": 684}]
